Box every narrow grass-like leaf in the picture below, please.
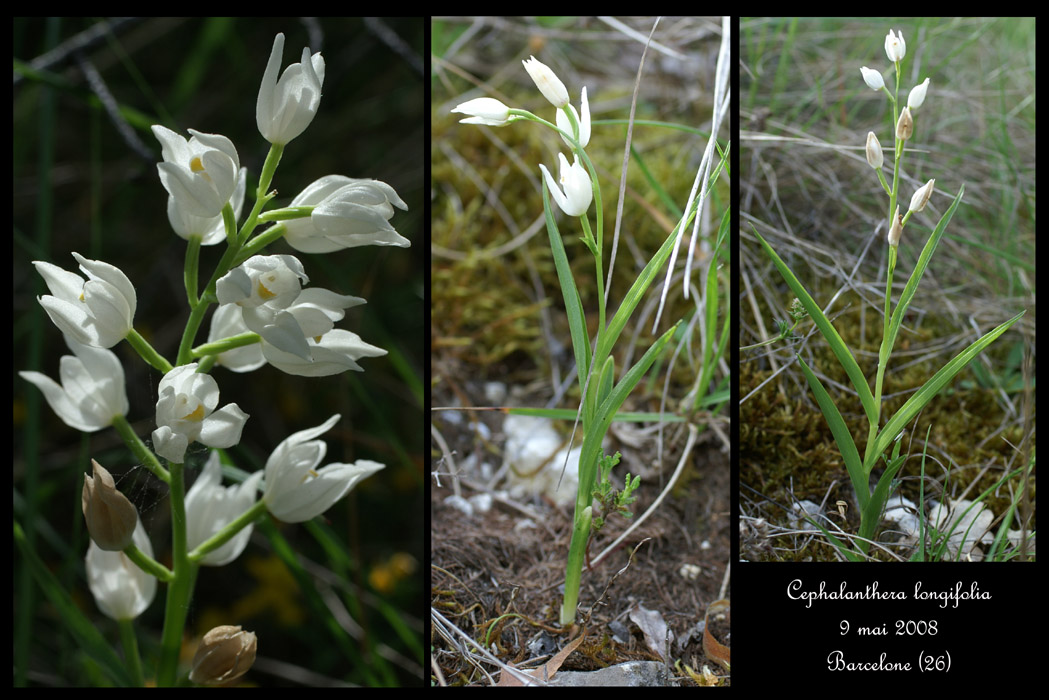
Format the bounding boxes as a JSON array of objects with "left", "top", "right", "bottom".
[
  {"left": 751, "top": 226, "right": 878, "bottom": 426},
  {"left": 798, "top": 514, "right": 865, "bottom": 561},
  {"left": 797, "top": 356, "right": 867, "bottom": 511},
  {"left": 577, "top": 322, "right": 679, "bottom": 506},
  {"left": 594, "top": 224, "right": 680, "bottom": 381},
  {"left": 14, "top": 520, "right": 135, "bottom": 687},
  {"left": 542, "top": 179, "right": 591, "bottom": 383},
  {"left": 885, "top": 184, "right": 965, "bottom": 355},
  {"left": 865, "top": 309, "right": 1025, "bottom": 473},
  {"left": 859, "top": 455, "right": 907, "bottom": 550}
]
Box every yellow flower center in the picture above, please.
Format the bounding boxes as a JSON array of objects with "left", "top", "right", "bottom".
[
  {"left": 190, "top": 156, "right": 206, "bottom": 173},
  {"left": 257, "top": 280, "right": 276, "bottom": 300},
  {"left": 182, "top": 404, "right": 206, "bottom": 422}
]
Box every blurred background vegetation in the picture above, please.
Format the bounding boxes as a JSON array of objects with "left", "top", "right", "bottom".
[
  {"left": 738, "top": 18, "right": 1035, "bottom": 559},
  {"left": 14, "top": 17, "right": 424, "bottom": 685}
]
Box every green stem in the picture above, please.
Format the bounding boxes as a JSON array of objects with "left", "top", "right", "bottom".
[
  {"left": 191, "top": 332, "right": 261, "bottom": 358},
  {"left": 117, "top": 618, "right": 145, "bottom": 687},
  {"left": 110, "top": 414, "right": 169, "bottom": 483},
  {"left": 560, "top": 506, "right": 592, "bottom": 625},
  {"left": 188, "top": 500, "right": 268, "bottom": 563},
  {"left": 184, "top": 236, "right": 201, "bottom": 307},
  {"left": 156, "top": 461, "right": 197, "bottom": 687},
  {"left": 234, "top": 222, "right": 287, "bottom": 266},
  {"left": 124, "top": 542, "right": 173, "bottom": 582},
  {"left": 125, "top": 329, "right": 173, "bottom": 374}
]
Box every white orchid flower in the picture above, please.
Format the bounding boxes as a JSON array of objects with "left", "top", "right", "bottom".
[
  {"left": 85, "top": 520, "right": 157, "bottom": 620},
  {"left": 556, "top": 86, "right": 591, "bottom": 148},
  {"left": 283, "top": 175, "right": 409, "bottom": 253},
  {"left": 262, "top": 414, "right": 385, "bottom": 523},
  {"left": 451, "top": 97, "right": 513, "bottom": 126},
  {"left": 539, "top": 152, "right": 593, "bottom": 217},
  {"left": 262, "top": 328, "right": 386, "bottom": 377},
  {"left": 151, "top": 364, "right": 248, "bottom": 464},
  {"left": 33, "top": 252, "right": 136, "bottom": 349},
  {"left": 256, "top": 32, "right": 325, "bottom": 146},
  {"left": 185, "top": 451, "right": 264, "bottom": 566},
  {"left": 206, "top": 304, "right": 265, "bottom": 373},
  {"left": 166, "top": 167, "right": 247, "bottom": 245},
  {"left": 216, "top": 255, "right": 312, "bottom": 360},
  {"left": 19, "top": 335, "right": 128, "bottom": 432},
  {"left": 884, "top": 29, "right": 906, "bottom": 63},
  {"left": 152, "top": 126, "right": 240, "bottom": 219}
]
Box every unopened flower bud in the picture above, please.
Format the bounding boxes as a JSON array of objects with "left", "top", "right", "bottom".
[
  {"left": 522, "top": 55, "right": 570, "bottom": 108},
  {"left": 189, "top": 625, "right": 257, "bottom": 686},
  {"left": 82, "top": 459, "right": 138, "bottom": 551},
  {"left": 860, "top": 66, "right": 884, "bottom": 91},
  {"left": 865, "top": 131, "right": 883, "bottom": 169},
  {"left": 895, "top": 106, "right": 913, "bottom": 141},
  {"left": 451, "top": 97, "right": 512, "bottom": 127},
  {"left": 907, "top": 78, "right": 930, "bottom": 109},
  {"left": 888, "top": 205, "right": 903, "bottom": 247},
  {"left": 909, "top": 179, "right": 935, "bottom": 213}
]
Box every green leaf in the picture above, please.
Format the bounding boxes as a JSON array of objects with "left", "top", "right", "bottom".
[
  {"left": 865, "top": 309, "right": 1025, "bottom": 473},
  {"left": 797, "top": 356, "right": 868, "bottom": 512},
  {"left": 859, "top": 454, "right": 907, "bottom": 549},
  {"left": 751, "top": 226, "right": 878, "bottom": 427},
  {"left": 884, "top": 185, "right": 965, "bottom": 357},
  {"left": 542, "top": 179, "right": 591, "bottom": 386},
  {"left": 593, "top": 224, "right": 681, "bottom": 383},
  {"left": 576, "top": 322, "right": 679, "bottom": 508}
]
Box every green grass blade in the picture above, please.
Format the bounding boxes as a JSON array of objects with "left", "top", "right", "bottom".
[
  {"left": 542, "top": 179, "right": 591, "bottom": 383},
  {"left": 14, "top": 520, "right": 135, "bottom": 687},
  {"left": 885, "top": 184, "right": 965, "bottom": 354},
  {"left": 503, "top": 406, "right": 686, "bottom": 422},
  {"left": 866, "top": 309, "right": 1026, "bottom": 472},
  {"left": 593, "top": 223, "right": 681, "bottom": 380},
  {"left": 797, "top": 356, "right": 868, "bottom": 512},
  {"left": 751, "top": 227, "right": 878, "bottom": 426},
  {"left": 577, "top": 322, "right": 679, "bottom": 506},
  {"left": 859, "top": 455, "right": 907, "bottom": 547}
]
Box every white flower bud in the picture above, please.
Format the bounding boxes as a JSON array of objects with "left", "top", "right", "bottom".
[
  {"left": 908, "top": 179, "right": 935, "bottom": 213},
  {"left": 865, "top": 131, "right": 883, "bottom": 169},
  {"left": 888, "top": 205, "right": 903, "bottom": 247},
  {"left": 860, "top": 66, "right": 884, "bottom": 91},
  {"left": 451, "top": 97, "right": 512, "bottom": 126},
  {"left": 907, "top": 78, "right": 930, "bottom": 109},
  {"left": 189, "top": 625, "right": 257, "bottom": 686},
  {"left": 896, "top": 106, "right": 914, "bottom": 141},
  {"left": 82, "top": 459, "right": 138, "bottom": 551},
  {"left": 522, "top": 55, "right": 569, "bottom": 108}
]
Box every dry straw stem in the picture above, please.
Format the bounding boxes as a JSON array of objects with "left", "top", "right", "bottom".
[{"left": 739, "top": 18, "right": 1035, "bottom": 561}]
